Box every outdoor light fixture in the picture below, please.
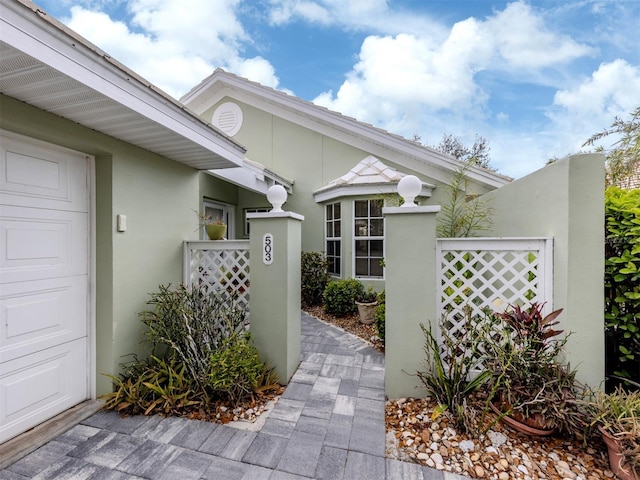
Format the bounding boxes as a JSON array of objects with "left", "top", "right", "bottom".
[
  {"left": 267, "top": 184, "right": 287, "bottom": 212},
  {"left": 397, "top": 175, "right": 422, "bottom": 207}
]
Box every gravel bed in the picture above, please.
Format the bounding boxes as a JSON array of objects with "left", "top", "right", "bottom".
[{"left": 386, "top": 396, "right": 616, "bottom": 480}]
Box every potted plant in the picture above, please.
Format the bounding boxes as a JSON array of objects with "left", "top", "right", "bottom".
[
  {"left": 195, "top": 210, "right": 227, "bottom": 240},
  {"left": 483, "top": 302, "right": 585, "bottom": 437},
  {"left": 355, "top": 288, "right": 378, "bottom": 325},
  {"left": 586, "top": 384, "right": 640, "bottom": 480}
]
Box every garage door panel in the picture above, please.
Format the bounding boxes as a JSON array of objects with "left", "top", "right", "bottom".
[
  {"left": 0, "top": 205, "right": 88, "bottom": 284},
  {"left": 0, "top": 338, "right": 87, "bottom": 443},
  {"left": 0, "top": 133, "right": 87, "bottom": 212},
  {"left": 0, "top": 276, "right": 87, "bottom": 363},
  {"left": 0, "top": 131, "right": 91, "bottom": 444}
]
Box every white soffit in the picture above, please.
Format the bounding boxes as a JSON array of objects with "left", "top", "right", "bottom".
[
  {"left": 0, "top": 0, "right": 245, "bottom": 170},
  {"left": 313, "top": 155, "right": 434, "bottom": 203},
  {"left": 208, "top": 157, "right": 294, "bottom": 195}
]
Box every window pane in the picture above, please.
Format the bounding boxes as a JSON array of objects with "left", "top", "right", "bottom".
[
  {"left": 327, "top": 257, "right": 336, "bottom": 275},
  {"left": 335, "top": 258, "right": 341, "bottom": 274},
  {"left": 327, "top": 241, "right": 335, "bottom": 256},
  {"left": 355, "top": 200, "right": 368, "bottom": 218},
  {"left": 335, "top": 220, "right": 341, "bottom": 236},
  {"left": 355, "top": 240, "right": 368, "bottom": 255},
  {"left": 326, "top": 204, "right": 333, "bottom": 221},
  {"left": 370, "top": 259, "right": 384, "bottom": 277},
  {"left": 334, "top": 203, "right": 341, "bottom": 218},
  {"left": 355, "top": 220, "right": 369, "bottom": 236},
  {"left": 355, "top": 258, "right": 368, "bottom": 276},
  {"left": 370, "top": 239, "right": 384, "bottom": 257},
  {"left": 369, "top": 219, "right": 384, "bottom": 236},
  {"left": 370, "top": 199, "right": 383, "bottom": 217}
]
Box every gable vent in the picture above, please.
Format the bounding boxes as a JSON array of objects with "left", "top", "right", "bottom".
[{"left": 212, "top": 102, "right": 243, "bottom": 137}]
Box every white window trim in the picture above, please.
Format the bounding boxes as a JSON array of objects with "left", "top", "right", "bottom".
[
  {"left": 325, "top": 202, "right": 342, "bottom": 278},
  {"left": 352, "top": 199, "right": 385, "bottom": 280}
]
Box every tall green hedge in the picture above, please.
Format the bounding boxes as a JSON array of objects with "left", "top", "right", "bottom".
[{"left": 605, "top": 187, "right": 640, "bottom": 387}]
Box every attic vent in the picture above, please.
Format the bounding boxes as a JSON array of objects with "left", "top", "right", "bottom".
[{"left": 212, "top": 102, "right": 243, "bottom": 137}]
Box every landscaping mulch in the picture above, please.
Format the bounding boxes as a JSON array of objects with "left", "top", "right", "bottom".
[{"left": 311, "top": 306, "right": 618, "bottom": 480}]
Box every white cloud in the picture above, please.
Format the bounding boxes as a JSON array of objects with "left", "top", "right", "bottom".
[
  {"left": 548, "top": 59, "right": 640, "bottom": 151},
  {"left": 64, "top": 0, "right": 283, "bottom": 98},
  {"left": 484, "top": 2, "right": 595, "bottom": 70},
  {"left": 267, "top": 0, "right": 447, "bottom": 38},
  {"left": 311, "top": 1, "right": 602, "bottom": 178}
]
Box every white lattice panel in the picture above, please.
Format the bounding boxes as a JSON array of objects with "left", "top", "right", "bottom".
[
  {"left": 184, "top": 241, "right": 250, "bottom": 309},
  {"left": 436, "top": 238, "right": 553, "bottom": 365}
]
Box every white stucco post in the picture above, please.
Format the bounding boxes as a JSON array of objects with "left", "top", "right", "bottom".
[
  {"left": 248, "top": 186, "right": 304, "bottom": 384},
  {"left": 383, "top": 176, "right": 441, "bottom": 398}
]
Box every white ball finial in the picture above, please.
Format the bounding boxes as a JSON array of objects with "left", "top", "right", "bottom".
[
  {"left": 267, "top": 185, "right": 287, "bottom": 212},
  {"left": 397, "top": 175, "right": 422, "bottom": 207}
]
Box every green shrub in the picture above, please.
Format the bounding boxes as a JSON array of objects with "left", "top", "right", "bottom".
[
  {"left": 208, "top": 333, "right": 264, "bottom": 403},
  {"left": 301, "top": 252, "right": 330, "bottom": 308},
  {"left": 605, "top": 187, "right": 640, "bottom": 386},
  {"left": 138, "top": 284, "right": 247, "bottom": 388},
  {"left": 374, "top": 291, "right": 386, "bottom": 344},
  {"left": 101, "top": 355, "right": 202, "bottom": 416},
  {"left": 102, "top": 283, "right": 271, "bottom": 414},
  {"left": 323, "top": 278, "right": 365, "bottom": 317},
  {"left": 416, "top": 308, "right": 491, "bottom": 433}
]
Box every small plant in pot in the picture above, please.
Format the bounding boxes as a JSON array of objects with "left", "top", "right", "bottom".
[
  {"left": 586, "top": 383, "right": 640, "bottom": 480},
  {"left": 483, "top": 302, "right": 587, "bottom": 437},
  {"left": 355, "top": 288, "right": 378, "bottom": 325},
  {"left": 195, "top": 210, "right": 227, "bottom": 240}
]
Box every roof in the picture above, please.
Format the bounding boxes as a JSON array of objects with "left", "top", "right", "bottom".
[
  {"left": 181, "top": 68, "right": 512, "bottom": 190},
  {"left": 313, "top": 155, "right": 434, "bottom": 202},
  {"left": 0, "top": 0, "right": 246, "bottom": 170}
]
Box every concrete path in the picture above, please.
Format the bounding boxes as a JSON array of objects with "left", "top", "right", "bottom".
[{"left": 1, "top": 313, "right": 464, "bottom": 480}]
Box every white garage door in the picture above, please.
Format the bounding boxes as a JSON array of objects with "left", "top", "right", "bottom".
[{"left": 0, "top": 131, "right": 91, "bottom": 443}]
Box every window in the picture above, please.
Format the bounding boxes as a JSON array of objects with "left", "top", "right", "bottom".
[
  {"left": 244, "top": 207, "right": 270, "bottom": 236},
  {"left": 325, "top": 203, "right": 341, "bottom": 276},
  {"left": 354, "top": 199, "right": 384, "bottom": 278}
]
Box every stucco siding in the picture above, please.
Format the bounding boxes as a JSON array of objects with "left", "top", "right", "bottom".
[{"left": 482, "top": 154, "right": 605, "bottom": 388}]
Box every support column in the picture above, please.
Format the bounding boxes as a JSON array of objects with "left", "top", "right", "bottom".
[
  {"left": 248, "top": 186, "right": 304, "bottom": 384},
  {"left": 383, "top": 176, "right": 441, "bottom": 398}
]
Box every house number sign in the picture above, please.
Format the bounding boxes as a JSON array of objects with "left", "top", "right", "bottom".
[{"left": 263, "top": 233, "right": 274, "bottom": 265}]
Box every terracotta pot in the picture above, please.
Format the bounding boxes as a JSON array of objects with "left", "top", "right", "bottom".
[
  {"left": 355, "top": 301, "right": 377, "bottom": 325},
  {"left": 599, "top": 426, "right": 639, "bottom": 480},
  {"left": 205, "top": 224, "right": 227, "bottom": 240},
  {"left": 489, "top": 401, "right": 555, "bottom": 436}
]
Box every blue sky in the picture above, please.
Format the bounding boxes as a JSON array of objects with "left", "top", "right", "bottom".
[{"left": 35, "top": 0, "right": 640, "bottom": 178}]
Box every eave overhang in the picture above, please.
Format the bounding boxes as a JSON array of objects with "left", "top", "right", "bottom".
[
  {"left": 0, "top": 0, "right": 246, "bottom": 170},
  {"left": 207, "top": 158, "right": 294, "bottom": 195}
]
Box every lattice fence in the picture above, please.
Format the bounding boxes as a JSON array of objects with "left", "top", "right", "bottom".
[
  {"left": 436, "top": 238, "right": 553, "bottom": 365},
  {"left": 183, "top": 240, "right": 250, "bottom": 309}
]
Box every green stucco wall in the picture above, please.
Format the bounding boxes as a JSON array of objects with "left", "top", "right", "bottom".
[
  {"left": 1, "top": 95, "right": 206, "bottom": 395},
  {"left": 201, "top": 97, "right": 492, "bottom": 279},
  {"left": 482, "top": 154, "right": 606, "bottom": 388}
]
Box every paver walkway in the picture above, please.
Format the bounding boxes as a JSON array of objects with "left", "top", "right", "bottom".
[{"left": 1, "top": 313, "right": 464, "bottom": 480}]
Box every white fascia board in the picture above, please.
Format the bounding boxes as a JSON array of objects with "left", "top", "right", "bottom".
[
  {"left": 0, "top": 1, "right": 245, "bottom": 165},
  {"left": 207, "top": 166, "right": 293, "bottom": 195},
  {"left": 207, "top": 168, "right": 270, "bottom": 194},
  {"left": 313, "top": 183, "right": 433, "bottom": 203}
]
